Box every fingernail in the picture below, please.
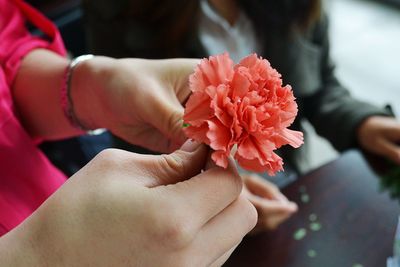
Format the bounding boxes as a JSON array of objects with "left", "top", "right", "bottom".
[
  {"left": 180, "top": 139, "right": 201, "bottom": 152},
  {"left": 290, "top": 202, "right": 298, "bottom": 211},
  {"left": 276, "top": 194, "right": 289, "bottom": 203}
]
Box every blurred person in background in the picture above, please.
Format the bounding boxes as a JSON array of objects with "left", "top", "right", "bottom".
[{"left": 83, "top": 0, "right": 400, "bottom": 230}]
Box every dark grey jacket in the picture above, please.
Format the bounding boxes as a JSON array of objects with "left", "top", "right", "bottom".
[{"left": 83, "top": 1, "right": 390, "bottom": 171}]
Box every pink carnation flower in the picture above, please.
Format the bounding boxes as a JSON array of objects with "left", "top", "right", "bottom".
[{"left": 183, "top": 53, "right": 303, "bottom": 175}]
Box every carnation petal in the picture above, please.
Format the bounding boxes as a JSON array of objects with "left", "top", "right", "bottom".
[
  {"left": 237, "top": 53, "right": 258, "bottom": 69},
  {"left": 231, "top": 118, "right": 243, "bottom": 142},
  {"left": 212, "top": 150, "right": 229, "bottom": 168},
  {"left": 183, "top": 123, "right": 209, "bottom": 145},
  {"left": 235, "top": 152, "right": 283, "bottom": 176},
  {"left": 243, "top": 106, "right": 258, "bottom": 133},
  {"left": 231, "top": 70, "right": 250, "bottom": 99},
  {"left": 184, "top": 91, "right": 212, "bottom": 126},
  {"left": 237, "top": 134, "right": 275, "bottom": 161},
  {"left": 206, "top": 119, "right": 231, "bottom": 152},
  {"left": 236, "top": 135, "right": 259, "bottom": 160},
  {"left": 184, "top": 53, "right": 303, "bottom": 175},
  {"left": 278, "top": 128, "right": 304, "bottom": 148},
  {"left": 194, "top": 53, "right": 234, "bottom": 88},
  {"left": 212, "top": 85, "right": 233, "bottom": 127}
]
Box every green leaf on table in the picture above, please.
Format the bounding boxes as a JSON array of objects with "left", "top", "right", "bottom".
[
  {"left": 309, "top": 213, "right": 318, "bottom": 222},
  {"left": 299, "top": 185, "right": 307, "bottom": 193},
  {"left": 309, "top": 222, "right": 322, "bottom": 231},
  {"left": 307, "top": 249, "right": 317, "bottom": 258},
  {"left": 293, "top": 228, "right": 307, "bottom": 240},
  {"left": 301, "top": 193, "right": 310, "bottom": 203}
]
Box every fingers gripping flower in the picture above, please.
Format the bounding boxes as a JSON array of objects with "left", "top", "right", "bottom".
[{"left": 183, "top": 53, "right": 303, "bottom": 175}]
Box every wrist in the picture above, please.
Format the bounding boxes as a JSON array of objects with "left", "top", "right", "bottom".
[{"left": 69, "top": 55, "right": 117, "bottom": 130}]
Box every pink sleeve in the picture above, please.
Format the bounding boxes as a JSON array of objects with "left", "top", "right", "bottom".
[{"left": 0, "top": 0, "right": 67, "bottom": 88}]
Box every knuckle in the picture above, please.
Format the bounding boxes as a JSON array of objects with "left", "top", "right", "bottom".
[
  {"left": 95, "top": 148, "right": 119, "bottom": 161},
  {"left": 270, "top": 184, "right": 279, "bottom": 193},
  {"left": 149, "top": 202, "right": 194, "bottom": 250},
  {"left": 159, "top": 217, "right": 194, "bottom": 249},
  {"left": 159, "top": 153, "right": 186, "bottom": 177},
  {"left": 213, "top": 168, "right": 243, "bottom": 198},
  {"left": 238, "top": 196, "right": 258, "bottom": 230},
  {"left": 224, "top": 169, "right": 243, "bottom": 197},
  {"left": 166, "top": 111, "right": 183, "bottom": 138},
  {"left": 214, "top": 167, "right": 243, "bottom": 195},
  {"left": 167, "top": 226, "right": 192, "bottom": 249},
  {"left": 92, "top": 148, "right": 122, "bottom": 169}
]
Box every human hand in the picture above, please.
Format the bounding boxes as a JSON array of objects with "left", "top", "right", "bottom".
[
  {"left": 0, "top": 141, "right": 256, "bottom": 267},
  {"left": 242, "top": 174, "right": 297, "bottom": 232},
  {"left": 357, "top": 116, "right": 400, "bottom": 164},
  {"left": 72, "top": 57, "right": 199, "bottom": 152}
]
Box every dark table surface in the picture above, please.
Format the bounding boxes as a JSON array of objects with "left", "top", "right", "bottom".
[{"left": 225, "top": 150, "right": 400, "bottom": 267}]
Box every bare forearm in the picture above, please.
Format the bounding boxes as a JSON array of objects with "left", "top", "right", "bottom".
[
  {"left": 12, "top": 49, "right": 120, "bottom": 140},
  {"left": 12, "top": 49, "right": 82, "bottom": 140},
  {"left": 12, "top": 49, "right": 198, "bottom": 151}
]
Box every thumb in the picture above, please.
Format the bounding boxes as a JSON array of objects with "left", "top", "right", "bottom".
[
  {"left": 153, "top": 103, "right": 187, "bottom": 147},
  {"left": 140, "top": 140, "right": 208, "bottom": 187}
]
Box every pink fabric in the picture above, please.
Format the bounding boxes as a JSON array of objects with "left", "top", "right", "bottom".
[{"left": 0, "top": 0, "right": 67, "bottom": 236}]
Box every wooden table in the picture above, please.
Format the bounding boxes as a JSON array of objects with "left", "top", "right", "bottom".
[{"left": 225, "top": 150, "right": 400, "bottom": 267}]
